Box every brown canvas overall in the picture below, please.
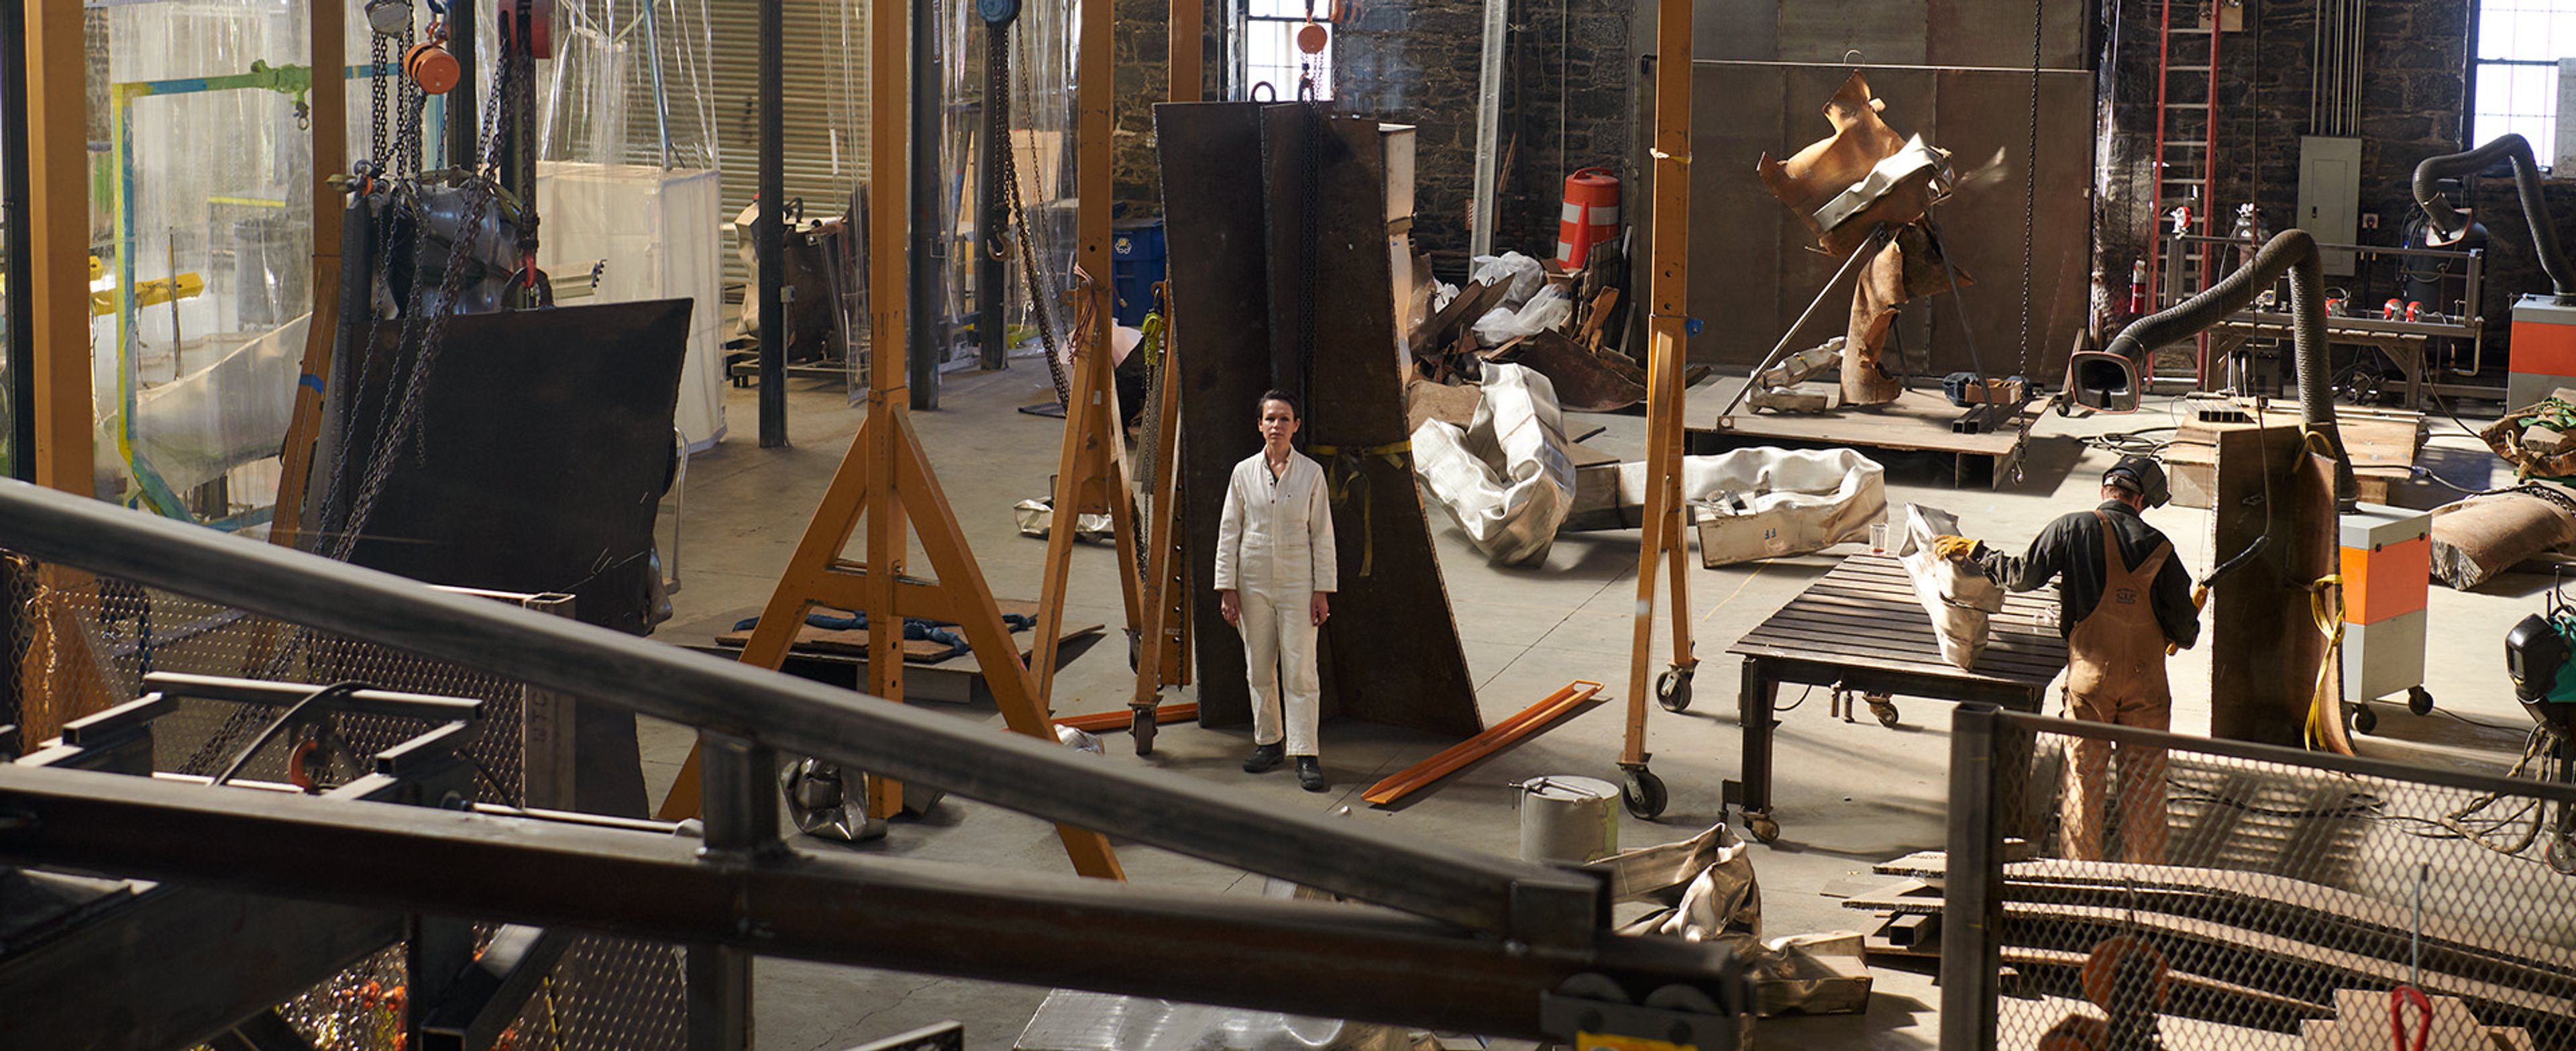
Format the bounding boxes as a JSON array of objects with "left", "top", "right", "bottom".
[{"left": 2062, "top": 510, "right": 2173, "bottom": 863}]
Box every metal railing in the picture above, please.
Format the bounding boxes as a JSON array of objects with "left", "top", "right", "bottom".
[
  {"left": 0, "top": 477, "right": 1750, "bottom": 1044},
  {"left": 1941, "top": 705, "right": 2576, "bottom": 1049}
]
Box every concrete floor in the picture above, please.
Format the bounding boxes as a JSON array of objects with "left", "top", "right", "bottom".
[{"left": 644, "top": 364, "right": 2544, "bottom": 1050}]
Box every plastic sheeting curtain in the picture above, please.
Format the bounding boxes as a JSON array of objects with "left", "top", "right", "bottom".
[
  {"left": 994, "top": 0, "right": 1081, "bottom": 365},
  {"left": 535, "top": 0, "right": 728, "bottom": 450}
]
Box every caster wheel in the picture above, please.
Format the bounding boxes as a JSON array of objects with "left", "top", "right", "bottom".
[
  {"left": 1656, "top": 668, "right": 1694, "bottom": 713},
  {"left": 2408, "top": 685, "right": 2434, "bottom": 716},
  {"left": 1746, "top": 814, "right": 1780, "bottom": 844},
  {"left": 2350, "top": 704, "right": 2378, "bottom": 736},
  {"left": 1867, "top": 694, "right": 1900, "bottom": 729},
  {"left": 1621, "top": 768, "right": 1668, "bottom": 820},
  {"left": 2547, "top": 834, "right": 2576, "bottom": 877},
  {"left": 1132, "top": 707, "right": 1157, "bottom": 756}
]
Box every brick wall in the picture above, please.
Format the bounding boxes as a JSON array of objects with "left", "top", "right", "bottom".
[{"left": 2097, "top": 0, "right": 2571, "bottom": 371}]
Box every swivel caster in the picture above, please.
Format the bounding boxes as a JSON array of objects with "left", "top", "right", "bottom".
[
  {"left": 2547, "top": 832, "right": 2576, "bottom": 877},
  {"left": 1743, "top": 811, "right": 1780, "bottom": 844},
  {"left": 2349, "top": 703, "right": 2378, "bottom": 736},
  {"left": 2407, "top": 685, "right": 2434, "bottom": 716},
  {"left": 1656, "top": 667, "right": 1694, "bottom": 713},
  {"left": 1866, "top": 693, "right": 1900, "bottom": 729},
  {"left": 1621, "top": 767, "right": 1668, "bottom": 820},
  {"left": 1132, "top": 705, "right": 1158, "bottom": 756}
]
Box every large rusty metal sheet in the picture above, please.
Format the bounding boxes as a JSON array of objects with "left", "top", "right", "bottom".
[
  {"left": 2208, "top": 425, "right": 2347, "bottom": 751},
  {"left": 1260, "top": 106, "right": 1481, "bottom": 739},
  {"left": 1155, "top": 103, "right": 1272, "bottom": 728}
]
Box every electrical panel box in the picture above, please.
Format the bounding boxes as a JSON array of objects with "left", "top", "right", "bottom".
[{"left": 2298, "top": 136, "right": 2361, "bottom": 277}]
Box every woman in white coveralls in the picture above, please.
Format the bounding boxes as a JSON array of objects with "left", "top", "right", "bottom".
[{"left": 1214, "top": 389, "right": 1338, "bottom": 792}]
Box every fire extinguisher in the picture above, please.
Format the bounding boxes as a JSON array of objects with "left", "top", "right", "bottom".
[{"left": 2126, "top": 259, "right": 2150, "bottom": 317}]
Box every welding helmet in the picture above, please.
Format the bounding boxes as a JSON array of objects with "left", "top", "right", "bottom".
[{"left": 2102, "top": 455, "right": 2170, "bottom": 509}]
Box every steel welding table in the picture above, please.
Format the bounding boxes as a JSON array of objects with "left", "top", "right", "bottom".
[{"left": 1721, "top": 552, "right": 2068, "bottom": 842}]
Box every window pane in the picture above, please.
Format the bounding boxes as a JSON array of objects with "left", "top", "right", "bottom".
[
  {"left": 1242, "top": 16, "right": 1331, "bottom": 100},
  {"left": 2479, "top": 1, "right": 2576, "bottom": 62},
  {"left": 2473, "top": 60, "right": 2561, "bottom": 162}
]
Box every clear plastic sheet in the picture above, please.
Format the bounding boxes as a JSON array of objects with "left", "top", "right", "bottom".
[
  {"left": 102, "top": 0, "right": 323, "bottom": 512},
  {"left": 539, "top": 0, "right": 719, "bottom": 171},
  {"left": 991, "top": 0, "right": 1082, "bottom": 372}
]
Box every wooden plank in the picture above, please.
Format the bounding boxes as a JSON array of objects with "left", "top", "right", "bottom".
[
  {"left": 1682, "top": 376, "right": 2027, "bottom": 455},
  {"left": 1360, "top": 681, "right": 1603, "bottom": 807}
]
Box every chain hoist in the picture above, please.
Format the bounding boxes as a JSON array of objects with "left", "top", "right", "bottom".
[{"left": 2019, "top": 0, "right": 2039, "bottom": 378}]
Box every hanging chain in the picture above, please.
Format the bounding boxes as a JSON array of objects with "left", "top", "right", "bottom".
[
  {"left": 991, "top": 24, "right": 1073, "bottom": 405},
  {"left": 370, "top": 32, "right": 390, "bottom": 168},
  {"left": 2019, "top": 0, "right": 2040, "bottom": 375}
]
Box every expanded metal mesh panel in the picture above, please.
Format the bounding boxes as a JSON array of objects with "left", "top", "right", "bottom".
[
  {"left": 1976, "top": 717, "right": 2576, "bottom": 1050},
  {"left": 5, "top": 558, "right": 690, "bottom": 1050}
]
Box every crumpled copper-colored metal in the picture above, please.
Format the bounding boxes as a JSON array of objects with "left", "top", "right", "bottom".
[
  {"left": 1760, "top": 73, "right": 1963, "bottom": 405},
  {"left": 1843, "top": 226, "right": 1970, "bottom": 405}
]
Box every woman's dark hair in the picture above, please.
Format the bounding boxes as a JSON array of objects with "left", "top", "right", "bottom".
[{"left": 1256, "top": 389, "right": 1301, "bottom": 419}]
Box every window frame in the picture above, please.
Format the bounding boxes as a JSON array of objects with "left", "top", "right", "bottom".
[
  {"left": 2463, "top": 1, "right": 2575, "bottom": 170},
  {"left": 1236, "top": 0, "right": 1334, "bottom": 102}
]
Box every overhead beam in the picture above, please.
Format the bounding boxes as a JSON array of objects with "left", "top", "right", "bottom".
[{"left": 0, "top": 763, "right": 1738, "bottom": 1042}]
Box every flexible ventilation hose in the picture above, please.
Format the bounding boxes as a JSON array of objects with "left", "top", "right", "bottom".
[
  {"left": 2412, "top": 133, "right": 2575, "bottom": 297},
  {"left": 2103, "top": 229, "right": 2357, "bottom": 507}
]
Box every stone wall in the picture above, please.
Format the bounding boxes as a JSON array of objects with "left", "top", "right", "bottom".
[
  {"left": 2098, "top": 0, "right": 2565, "bottom": 375},
  {"left": 1115, "top": 0, "right": 1635, "bottom": 281}
]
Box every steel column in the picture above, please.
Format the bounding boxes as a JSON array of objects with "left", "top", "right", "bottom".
[
  {"left": 1938, "top": 703, "right": 2005, "bottom": 1051},
  {"left": 907, "top": 0, "right": 942, "bottom": 409},
  {"left": 757, "top": 0, "right": 788, "bottom": 446},
  {"left": 1, "top": 0, "right": 34, "bottom": 482}
]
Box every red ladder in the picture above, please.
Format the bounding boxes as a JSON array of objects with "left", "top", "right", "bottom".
[{"left": 2143, "top": 0, "right": 2221, "bottom": 381}]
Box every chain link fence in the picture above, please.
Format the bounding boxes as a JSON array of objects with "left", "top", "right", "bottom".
[
  {"left": 1939, "top": 706, "right": 2576, "bottom": 1050},
  {"left": 2, "top": 556, "right": 691, "bottom": 1051}
]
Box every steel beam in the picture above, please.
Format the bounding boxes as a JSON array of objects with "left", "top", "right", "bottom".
[
  {"left": 756, "top": 0, "right": 787, "bottom": 446},
  {"left": 1, "top": 0, "right": 35, "bottom": 482},
  {"left": 0, "top": 764, "right": 1735, "bottom": 1040},
  {"left": 420, "top": 925, "right": 575, "bottom": 1051},
  {"left": 0, "top": 879, "right": 400, "bottom": 1051},
  {"left": 23, "top": 0, "right": 91, "bottom": 492},
  {"left": 0, "top": 479, "right": 1599, "bottom": 942}
]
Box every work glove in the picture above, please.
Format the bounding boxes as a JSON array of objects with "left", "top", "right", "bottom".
[{"left": 1929, "top": 534, "right": 1983, "bottom": 562}]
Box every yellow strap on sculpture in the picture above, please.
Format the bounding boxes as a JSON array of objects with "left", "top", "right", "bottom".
[
  {"left": 1304, "top": 440, "right": 1412, "bottom": 579},
  {"left": 2304, "top": 573, "right": 2347, "bottom": 750}
]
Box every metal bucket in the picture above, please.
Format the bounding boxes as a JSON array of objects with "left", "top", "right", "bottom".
[{"left": 1515, "top": 775, "right": 1619, "bottom": 864}]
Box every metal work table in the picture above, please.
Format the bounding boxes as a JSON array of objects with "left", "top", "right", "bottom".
[{"left": 1720, "top": 553, "right": 2067, "bottom": 842}]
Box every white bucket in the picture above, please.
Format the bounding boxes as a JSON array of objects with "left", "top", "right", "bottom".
[{"left": 1515, "top": 776, "right": 1620, "bottom": 864}]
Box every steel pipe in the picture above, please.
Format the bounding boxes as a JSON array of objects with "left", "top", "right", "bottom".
[
  {"left": 0, "top": 763, "right": 1739, "bottom": 1041},
  {"left": 2412, "top": 134, "right": 2575, "bottom": 297},
  {"left": 0, "top": 479, "right": 1601, "bottom": 943},
  {"left": 2103, "top": 229, "right": 2357, "bottom": 505}
]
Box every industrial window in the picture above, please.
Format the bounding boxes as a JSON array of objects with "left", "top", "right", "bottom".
[
  {"left": 1242, "top": 0, "right": 1333, "bottom": 101},
  {"left": 2469, "top": 1, "right": 2576, "bottom": 166}
]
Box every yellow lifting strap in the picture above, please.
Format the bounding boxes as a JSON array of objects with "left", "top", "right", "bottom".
[{"left": 1304, "top": 439, "right": 1411, "bottom": 579}]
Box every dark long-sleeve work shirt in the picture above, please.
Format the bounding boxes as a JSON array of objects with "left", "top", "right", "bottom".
[{"left": 1974, "top": 500, "right": 2201, "bottom": 650}]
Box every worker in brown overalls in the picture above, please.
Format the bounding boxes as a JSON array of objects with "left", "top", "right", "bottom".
[{"left": 1951, "top": 456, "right": 2200, "bottom": 862}]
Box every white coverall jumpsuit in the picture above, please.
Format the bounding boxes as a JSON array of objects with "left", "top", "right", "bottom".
[{"left": 1213, "top": 450, "right": 1338, "bottom": 756}]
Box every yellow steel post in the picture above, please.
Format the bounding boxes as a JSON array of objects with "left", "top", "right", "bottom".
[
  {"left": 1617, "top": 0, "right": 1694, "bottom": 811},
  {"left": 1169, "top": 0, "right": 1201, "bottom": 101},
  {"left": 272, "top": 0, "right": 347, "bottom": 547},
  {"left": 24, "top": 0, "right": 91, "bottom": 494}
]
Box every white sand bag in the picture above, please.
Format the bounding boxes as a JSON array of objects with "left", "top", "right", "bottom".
[{"left": 1895, "top": 504, "right": 2005, "bottom": 670}]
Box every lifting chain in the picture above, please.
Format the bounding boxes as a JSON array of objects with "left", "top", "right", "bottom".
[
  {"left": 987, "top": 23, "right": 1074, "bottom": 406},
  {"left": 2019, "top": 0, "right": 2040, "bottom": 377}
]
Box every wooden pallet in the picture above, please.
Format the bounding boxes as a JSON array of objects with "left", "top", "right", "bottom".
[
  {"left": 2165, "top": 401, "right": 2428, "bottom": 509},
  {"left": 1683, "top": 377, "right": 2042, "bottom": 489}
]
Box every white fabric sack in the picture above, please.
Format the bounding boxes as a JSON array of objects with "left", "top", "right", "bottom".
[
  {"left": 1468, "top": 250, "right": 1546, "bottom": 305},
  {"left": 1412, "top": 364, "right": 1576, "bottom": 566},
  {"left": 1683, "top": 447, "right": 1886, "bottom": 566},
  {"left": 1896, "top": 503, "right": 2005, "bottom": 670}
]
